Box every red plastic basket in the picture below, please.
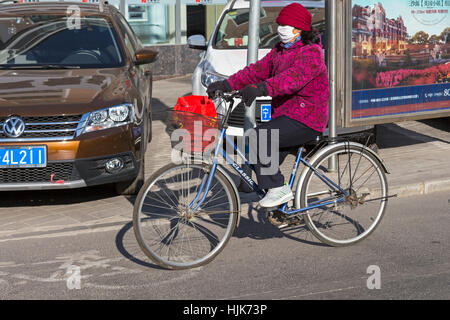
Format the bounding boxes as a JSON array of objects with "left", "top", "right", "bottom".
[
  {"left": 168, "top": 96, "right": 222, "bottom": 154},
  {"left": 174, "top": 95, "right": 217, "bottom": 118}
]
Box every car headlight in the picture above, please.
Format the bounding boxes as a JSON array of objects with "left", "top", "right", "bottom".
[
  {"left": 109, "top": 105, "right": 130, "bottom": 122},
  {"left": 201, "top": 69, "right": 228, "bottom": 88},
  {"left": 81, "top": 103, "right": 133, "bottom": 134}
]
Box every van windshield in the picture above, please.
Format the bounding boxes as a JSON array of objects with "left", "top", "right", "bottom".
[
  {"left": 213, "top": 7, "right": 326, "bottom": 49},
  {"left": 0, "top": 15, "right": 124, "bottom": 68}
]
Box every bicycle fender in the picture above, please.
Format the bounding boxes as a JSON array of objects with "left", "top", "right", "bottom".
[
  {"left": 215, "top": 165, "right": 242, "bottom": 227},
  {"left": 312, "top": 142, "right": 390, "bottom": 174}
]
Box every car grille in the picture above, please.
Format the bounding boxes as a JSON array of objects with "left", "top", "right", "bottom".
[
  {"left": 227, "top": 102, "right": 264, "bottom": 128},
  {"left": 0, "top": 162, "right": 80, "bottom": 183},
  {"left": 0, "top": 115, "right": 84, "bottom": 141}
]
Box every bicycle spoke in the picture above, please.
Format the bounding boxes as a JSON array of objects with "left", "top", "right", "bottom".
[
  {"left": 347, "top": 147, "right": 353, "bottom": 191},
  {"left": 301, "top": 146, "right": 388, "bottom": 246},
  {"left": 351, "top": 148, "right": 366, "bottom": 185},
  {"left": 145, "top": 189, "right": 178, "bottom": 210},
  {"left": 189, "top": 220, "right": 220, "bottom": 245},
  {"left": 141, "top": 202, "right": 178, "bottom": 213},
  {"left": 140, "top": 210, "right": 176, "bottom": 219},
  {"left": 134, "top": 164, "right": 237, "bottom": 269},
  {"left": 147, "top": 217, "right": 181, "bottom": 243},
  {"left": 354, "top": 168, "right": 378, "bottom": 194},
  {"left": 339, "top": 151, "right": 351, "bottom": 183},
  {"left": 199, "top": 180, "right": 221, "bottom": 205},
  {"left": 185, "top": 221, "right": 213, "bottom": 254},
  {"left": 176, "top": 221, "right": 190, "bottom": 260},
  {"left": 351, "top": 165, "right": 376, "bottom": 187},
  {"left": 154, "top": 180, "right": 179, "bottom": 209}
]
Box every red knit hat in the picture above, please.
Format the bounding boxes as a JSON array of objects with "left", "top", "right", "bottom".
[{"left": 276, "top": 3, "right": 312, "bottom": 31}]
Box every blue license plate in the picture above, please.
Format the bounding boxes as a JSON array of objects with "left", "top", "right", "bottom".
[
  {"left": 0, "top": 146, "right": 47, "bottom": 168},
  {"left": 260, "top": 104, "right": 272, "bottom": 122}
]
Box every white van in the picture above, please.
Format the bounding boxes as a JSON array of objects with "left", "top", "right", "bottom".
[{"left": 188, "top": 0, "right": 327, "bottom": 136}]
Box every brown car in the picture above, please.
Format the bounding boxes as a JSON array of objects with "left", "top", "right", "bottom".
[{"left": 0, "top": 2, "right": 157, "bottom": 194}]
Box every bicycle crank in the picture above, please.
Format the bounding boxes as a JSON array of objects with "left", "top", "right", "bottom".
[{"left": 268, "top": 210, "right": 305, "bottom": 228}]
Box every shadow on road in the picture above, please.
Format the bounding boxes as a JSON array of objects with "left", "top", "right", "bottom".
[
  {"left": 115, "top": 221, "right": 166, "bottom": 270},
  {"left": 377, "top": 118, "right": 450, "bottom": 149},
  {"left": 233, "top": 203, "right": 329, "bottom": 247},
  {"left": 117, "top": 207, "right": 327, "bottom": 271},
  {"left": 124, "top": 185, "right": 326, "bottom": 269},
  {"left": 419, "top": 117, "right": 450, "bottom": 132},
  {"left": 0, "top": 185, "right": 118, "bottom": 207},
  {"left": 151, "top": 97, "right": 171, "bottom": 122}
]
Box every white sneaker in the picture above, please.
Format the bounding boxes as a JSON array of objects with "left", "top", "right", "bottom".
[{"left": 259, "top": 185, "right": 294, "bottom": 208}]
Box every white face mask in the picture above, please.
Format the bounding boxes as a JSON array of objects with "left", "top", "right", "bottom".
[{"left": 277, "top": 25, "right": 296, "bottom": 44}]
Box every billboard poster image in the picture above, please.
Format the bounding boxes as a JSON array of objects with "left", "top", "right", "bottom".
[{"left": 351, "top": 0, "right": 450, "bottom": 120}]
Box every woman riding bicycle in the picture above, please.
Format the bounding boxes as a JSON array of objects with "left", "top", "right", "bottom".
[{"left": 207, "top": 3, "right": 330, "bottom": 208}]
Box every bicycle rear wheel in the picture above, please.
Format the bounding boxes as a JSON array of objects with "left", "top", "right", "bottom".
[
  {"left": 298, "top": 144, "right": 388, "bottom": 247},
  {"left": 133, "top": 163, "right": 238, "bottom": 270}
]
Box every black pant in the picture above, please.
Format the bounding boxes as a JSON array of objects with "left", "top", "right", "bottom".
[{"left": 249, "top": 116, "right": 320, "bottom": 190}]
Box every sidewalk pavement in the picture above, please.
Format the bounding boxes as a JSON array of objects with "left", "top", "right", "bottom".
[{"left": 0, "top": 75, "right": 448, "bottom": 240}]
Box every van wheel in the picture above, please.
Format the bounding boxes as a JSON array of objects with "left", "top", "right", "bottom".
[{"left": 115, "top": 156, "right": 145, "bottom": 196}]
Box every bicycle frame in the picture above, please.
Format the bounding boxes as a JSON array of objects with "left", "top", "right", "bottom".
[{"left": 189, "top": 127, "right": 350, "bottom": 216}]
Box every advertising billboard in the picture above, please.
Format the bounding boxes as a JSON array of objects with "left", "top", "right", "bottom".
[{"left": 348, "top": 0, "right": 450, "bottom": 124}]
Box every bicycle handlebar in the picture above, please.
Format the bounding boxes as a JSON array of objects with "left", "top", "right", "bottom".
[
  {"left": 213, "top": 90, "right": 242, "bottom": 102},
  {"left": 211, "top": 91, "right": 243, "bottom": 128}
]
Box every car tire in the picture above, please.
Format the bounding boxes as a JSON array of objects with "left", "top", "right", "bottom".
[
  {"left": 147, "top": 109, "right": 152, "bottom": 145},
  {"left": 115, "top": 113, "right": 148, "bottom": 196},
  {"left": 147, "top": 76, "right": 153, "bottom": 145},
  {"left": 114, "top": 155, "right": 145, "bottom": 196}
]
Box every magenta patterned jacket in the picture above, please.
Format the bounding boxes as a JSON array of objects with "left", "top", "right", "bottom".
[{"left": 227, "top": 40, "right": 330, "bottom": 133}]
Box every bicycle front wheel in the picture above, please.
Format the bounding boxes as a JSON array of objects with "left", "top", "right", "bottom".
[
  {"left": 133, "top": 163, "right": 238, "bottom": 270},
  {"left": 298, "top": 144, "right": 388, "bottom": 247}
]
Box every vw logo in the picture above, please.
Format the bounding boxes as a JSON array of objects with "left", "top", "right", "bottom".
[{"left": 3, "top": 116, "right": 25, "bottom": 138}]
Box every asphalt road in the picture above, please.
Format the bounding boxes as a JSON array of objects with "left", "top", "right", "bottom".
[{"left": 0, "top": 190, "right": 448, "bottom": 300}]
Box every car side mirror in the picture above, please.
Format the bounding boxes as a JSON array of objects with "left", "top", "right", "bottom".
[
  {"left": 135, "top": 48, "right": 158, "bottom": 65},
  {"left": 188, "top": 35, "right": 207, "bottom": 50}
]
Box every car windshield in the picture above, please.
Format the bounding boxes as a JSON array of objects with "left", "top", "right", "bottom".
[
  {"left": 0, "top": 15, "right": 124, "bottom": 68},
  {"left": 213, "top": 7, "right": 326, "bottom": 49}
]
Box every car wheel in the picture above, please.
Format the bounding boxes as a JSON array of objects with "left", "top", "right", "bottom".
[
  {"left": 147, "top": 109, "right": 152, "bottom": 145},
  {"left": 115, "top": 113, "right": 148, "bottom": 196},
  {"left": 114, "top": 155, "right": 145, "bottom": 196},
  {"left": 147, "top": 78, "right": 153, "bottom": 145}
]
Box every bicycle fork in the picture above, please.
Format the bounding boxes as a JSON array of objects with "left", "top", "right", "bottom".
[{"left": 187, "top": 129, "right": 227, "bottom": 213}]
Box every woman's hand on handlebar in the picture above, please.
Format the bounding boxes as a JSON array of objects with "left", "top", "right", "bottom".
[
  {"left": 241, "top": 82, "right": 268, "bottom": 107},
  {"left": 206, "top": 80, "right": 232, "bottom": 99}
]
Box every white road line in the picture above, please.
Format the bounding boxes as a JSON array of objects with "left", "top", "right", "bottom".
[{"left": 0, "top": 224, "right": 125, "bottom": 243}]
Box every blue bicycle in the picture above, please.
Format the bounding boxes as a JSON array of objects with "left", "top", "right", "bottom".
[{"left": 133, "top": 92, "right": 390, "bottom": 270}]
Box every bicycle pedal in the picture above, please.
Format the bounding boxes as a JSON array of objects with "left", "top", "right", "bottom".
[
  {"left": 277, "top": 222, "right": 290, "bottom": 229},
  {"left": 286, "top": 216, "right": 305, "bottom": 227},
  {"left": 267, "top": 211, "right": 287, "bottom": 227},
  {"left": 277, "top": 218, "right": 304, "bottom": 229}
]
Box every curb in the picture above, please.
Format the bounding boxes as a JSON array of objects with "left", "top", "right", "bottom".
[{"left": 390, "top": 178, "right": 450, "bottom": 198}]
